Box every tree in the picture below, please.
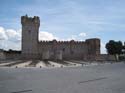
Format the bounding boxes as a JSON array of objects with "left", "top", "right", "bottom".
[
  {"left": 106, "top": 40, "right": 123, "bottom": 61},
  {"left": 122, "top": 42, "right": 125, "bottom": 54}
]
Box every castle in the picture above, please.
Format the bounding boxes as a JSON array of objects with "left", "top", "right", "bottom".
[{"left": 21, "top": 15, "right": 100, "bottom": 60}]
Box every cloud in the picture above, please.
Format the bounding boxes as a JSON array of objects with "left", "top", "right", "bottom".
[
  {"left": 0, "top": 27, "right": 8, "bottom": 40},
  {"left": 0, "top": 26, "right": 21, "bottom": 50},
  {"left": 79, "top": 32, "right": 87, "bottom": 37},
  {"left": 67, "top": 32, "right": 87, "bottom": 41},
  {"left": 6, "top": 29, "right": 21, "bottom": 41},
  {"left": 39, "top": 31, "right": 58, "bottom": 41},
  {"left": 101, "top": 42, "right": 106, "bottom": 54}
]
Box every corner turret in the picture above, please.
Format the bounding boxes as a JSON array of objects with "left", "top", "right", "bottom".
[{"left": 86, "top": 38, "right": 100, "bottom": 55}]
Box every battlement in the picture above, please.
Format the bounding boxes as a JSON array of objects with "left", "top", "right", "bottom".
[
  {"left": 85, "top": 38, "right": 100, "bottom": 46},
  {"left": 21, "top": 15, "right": 40, "bottom": 26},
  {"left": 86, "top": 38, "right": 100, "bottom": 42},
  {"left": 39, "top": 39, "right": 86, "bottom": 45},
  {"left": 39, "top": 39, "right": 100, "bottom": 43}
]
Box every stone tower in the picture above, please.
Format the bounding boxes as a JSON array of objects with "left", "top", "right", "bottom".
[
  {"left": 86, "top": 38, "right": 100, "bottom": 55},
  {"left": 21, "top": 15, "right": 40, "bottom": 59}
]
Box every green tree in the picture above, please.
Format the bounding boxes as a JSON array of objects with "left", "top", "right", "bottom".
[
  {"left": 106, "top": 40, "right": 123, "bottom": 61},
  {"left": 122, "top": 42, "right": 125, "bottom": 55}
]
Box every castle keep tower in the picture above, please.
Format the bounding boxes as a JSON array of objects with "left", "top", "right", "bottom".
[{"left": 21, "top": 15, "right": 40, "bottom": 59}]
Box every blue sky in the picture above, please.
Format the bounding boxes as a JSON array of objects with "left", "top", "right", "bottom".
[{"left": 0, "top": 0, "right": 125, "bottom": 53}]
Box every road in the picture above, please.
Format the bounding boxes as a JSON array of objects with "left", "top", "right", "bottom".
[{"left": 0, "top": 62, "right": 125, "bottom": 93}]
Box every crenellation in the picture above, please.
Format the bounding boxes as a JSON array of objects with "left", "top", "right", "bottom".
[{"left": 21, "top": 15, "right": 40, "bottom": 27}]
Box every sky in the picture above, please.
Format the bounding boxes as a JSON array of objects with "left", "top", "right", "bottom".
[{"left": 0, "top": 0, "right": 125, "bottom": 54}]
